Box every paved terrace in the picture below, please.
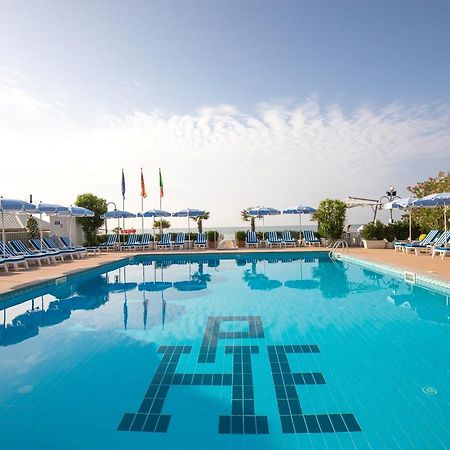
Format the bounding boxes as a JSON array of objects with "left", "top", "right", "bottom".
[{"left": 0, "top": 247, "right": 448, "bottom": 296}]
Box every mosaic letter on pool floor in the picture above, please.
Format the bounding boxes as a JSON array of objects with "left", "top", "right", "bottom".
[{"left": 118, "top": 315, "right": 360, "bottom": 435}]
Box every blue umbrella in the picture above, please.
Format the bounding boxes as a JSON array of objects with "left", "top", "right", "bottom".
[
  {"left": 282, "top": 205, "right": 316, "bottom": 242},
  {"left": 55, "top": 206, "right": 95, "bottom": 246},
  {"left": 383, "top": 197, "right": 417, "bottom": 241},
  {"left": 35, "top": 203, "right": 70, "bottom": 252},
  {"left": 247, "top": 206, "right": 281, "bottom": 241},
  {"left": 414, "top": 193, "right": 450, "bottom": 245},
  {"left": 172, "top": 208, "right": 205, "bottom": 238},
  {"left": 0, "top": 199, "right": 37, "bottom": 257},
  {"left": 138, "top": 209, "right": 172, "bottom": 241},
  {"left": 101, "top": 210, "right": 136, "bottom": 243}
]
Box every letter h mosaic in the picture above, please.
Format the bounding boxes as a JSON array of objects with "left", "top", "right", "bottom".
[{"left": 118, "top": 316, "right": 361, "bottom": 435}]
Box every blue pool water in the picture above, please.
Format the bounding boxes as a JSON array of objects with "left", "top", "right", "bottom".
[{"left": 0, "top": 253, "right": 448, "bottom": 449}]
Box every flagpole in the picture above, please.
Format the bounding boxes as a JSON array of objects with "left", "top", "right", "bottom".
[{"left": 159, "top": 168, "right": 163, "bottom": 236}]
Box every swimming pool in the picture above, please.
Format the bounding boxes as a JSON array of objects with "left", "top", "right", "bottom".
[{"left": 0, "top": 253, "right": 448, "bottom": 449}]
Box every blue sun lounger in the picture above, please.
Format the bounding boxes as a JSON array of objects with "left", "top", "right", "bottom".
[
  {"left": 194, "top": 232, "right": 208, "bottom": 249},
  {"left": 266, "top": 231, "right": 282, "bottom": 247},
  {"left": 6, "top": 240, "right": 53, "bottom": 266},
  {"left": 98, "top": 234, "right": 118, "bottom": 252},
  {"left": 60, "top": 236, "right": 100, "bottom": 255},
  {"left": 395, "top": 230, "right": 439, "bottom": 252},
  {"left": 172, "top": 233, "right": 186, "bottom": 250},
  {"left": 432, "top": 245, "right": 450, "bottom": 259},
  {"left": 157, "top": 233, "right": 174, "bottom": 250},
  {"left": 245, "top": 231, "right": 259, "bottom": 248},
  {"left": 0, "top": 242, "right": 29, "bottom": 270},
  {"left": 29, "top": 239, "right": 66, "bottom": 261},
  {"left": 43, "top": 237, "right": 83, "bottom": 259},
  {"left": 420, "top": 231, "right": 450, "bottom": 256},
  {"left": 136, "top": 233, "right": 152, "bottom": 250},
  {"left": 303, "top": 230, "right": 321, "bottom": 246},
  {"left": 403, "top": 231, "right": 443, "bottom": 255},
  {"left": 120, "top": 234, "right": 140, "bottom": 251},
  {"left": 281, "top": 231, "right": 296, "bottom": 247}
]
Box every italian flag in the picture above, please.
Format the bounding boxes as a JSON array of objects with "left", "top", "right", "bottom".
[{"left": 159, "top": 168, "right": 164, "bottom": 198}]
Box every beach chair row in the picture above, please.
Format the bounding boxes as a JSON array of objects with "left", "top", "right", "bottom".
[
  {"left": 0, "top": 236, "right": 100, "bottom": 273},
  {"left": 245, "top": 230, "right": 321, "bottom": 248},
  {"left": 393, "top": 230, "right": 450, "bottom": 259},
  {"left": 100, "top": 232, "right": 209, "bottom": 251}
]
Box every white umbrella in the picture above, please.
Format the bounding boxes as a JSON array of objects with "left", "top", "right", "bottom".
[
  {"left": 414, "top": 193, "right": 450, "bottom": 247},
  {"left": 35, "top": 203, "right": 70, "bottom": 252},
  {"left": 100, "top": 210, "right": 136, "bottom": 243},
  {"left": 0, "top": 199, "right": 37, "bottom": 257},
  {"left": 137, "top": 209, "right": 172, "bottom": 242},
  {"left": 383, "top": 197, "right": 417, "bottom": 241},
  {"left": 56, "top": 206, "right": 95, "bottom": 246}
]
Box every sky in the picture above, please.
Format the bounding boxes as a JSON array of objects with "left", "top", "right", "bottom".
[{"left": 1, "top": 0, "right": 450, "bottom": 228}]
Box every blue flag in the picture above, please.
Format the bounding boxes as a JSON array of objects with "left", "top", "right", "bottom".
[{"left": 121, "top": 169, "right": 126, "bottom": 199}]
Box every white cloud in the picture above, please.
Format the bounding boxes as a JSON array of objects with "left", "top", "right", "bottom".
[{"left": 1, "top": 70, "right": 450, "bottom": 228}]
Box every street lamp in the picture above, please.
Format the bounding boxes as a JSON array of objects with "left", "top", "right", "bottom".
[
  {"left": 379, "top": 186, "right": 400, "bottom": 223},
  {"left": 105, "top": 201, "right": 117, "bottom": 235}
]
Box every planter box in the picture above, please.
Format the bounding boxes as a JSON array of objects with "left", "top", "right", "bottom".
[
  {"left": 362, "top": 239, "right": 386, "bottom": 249},
  {"left": 385, "top": 242, "right": 394, "bottom": 249}
]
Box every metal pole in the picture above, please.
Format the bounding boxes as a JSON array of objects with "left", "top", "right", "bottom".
[
  {"left": 141, "top": 196, "right": 144, "bottom": 234},
  {"left": 1, "top": 210, "right": 5, "bottom": 258}
]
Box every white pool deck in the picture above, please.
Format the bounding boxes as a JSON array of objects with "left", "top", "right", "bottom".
[{"left": 0, "top": 247, "right": 449, "bottom": 296}]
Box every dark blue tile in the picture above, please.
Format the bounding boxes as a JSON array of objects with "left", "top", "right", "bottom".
[
  {"left": 305, "top": 414, "right": 321, "bottom": 433},
  {"left": 231, "top": 415, "right": 244, "bottom": 434},
  {"left": 138, "top": 399, "right": 152, "bottom": 413},
  {"left": 130, "top": 413, "right": 147, "bottom": 432},
  {"left": 256, "top": 416, "right": 269, "bottom": 434},
  {"left": 280, "top": 415, "right": 295, "bottom": 433},
  {"left": 329, "top": 414, "right": 347, "bottom": 432},
  {"left": 316, "top": 414, "right": 334, "bottom": 433},
  {"left": 218, "top": 416, "right": 231, "bottom": 434},
  {"left": 155, "top": 414, "right": 171, "bottom": 432},
  {"left": 302, "top": 373, "right": 314, "bottom": 384},
  {"left": 117, "top": 413, "right": 135, "bottom": 431},
  {"left": 341, "top": 414, "right": 361, "bottom": 432},
  {"left": 313, "top": 373, "right": 326, "bottom": 384},
  {"left": 292, "top": 415, "right": 308, "bottom": 433},
  {"left": 289, "top": 399, "right": 302, "bottom": 415},
  {"left": 244, "top": 415, "right": 256, "bottom": 434},
  {"left": 142, "top": 414, "right": 159, "bottom": 432}
]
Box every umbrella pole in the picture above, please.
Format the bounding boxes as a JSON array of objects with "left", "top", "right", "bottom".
[
  {"left": 408, "top": 211, "right": 412, "bottom": 242},
  {"left": 40, "top": 213, "right": 43, "bottom": 252},
  {"left": 299, "top": 214, "right": 302, "bottom": 246},
  {"left": 262, "top": 216, "right": 265, "bottom": 242},
  {"left": 445, "top": 206, "right": 448, "bottom": 248},
  {"left": 1, "top": 210, "right": 5, "bottom": 258}
]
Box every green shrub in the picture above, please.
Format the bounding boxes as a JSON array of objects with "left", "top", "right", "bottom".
[
  {"left": 384, "top": 220, "right": 420, "bottom": 242},
  {"left": 360, "top": 221, "right": 386, "bottom": 240},
  {"left": 313, "top": 199, "right": 346, "bottom": 239},
  {"left": 207, "top": 230, "right": 219, "bottom": 242}
]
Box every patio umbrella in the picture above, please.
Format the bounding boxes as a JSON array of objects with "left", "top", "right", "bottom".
[
  {"left": 383, "top": 197, "right": 417, "bottom": 241},
  {"left": 101, "top": 210, "right": 136, "bottom": 243},
  {"left": 0, "top": 199, "right": 37, "bottom": 257},
  {"left": 282, "top": 205, "right": 316, "bottom": 242},
  {"left": 172, "top": 208, "right": 205, "bottom": 239},
  {"left": 137, "top": 209, "right": 172, "bottom": 242},
  {"left": 247, "top": 206, "right": 281, "bottom": 241},
  {"left": 56, "top": 206, "right": 94, "bottom": 246},
  {"left": 35, "top": 203, "right": 70, "bottom": 252},
  {"left": 414, "top": 193, "right": 450, "bottom": 247}
]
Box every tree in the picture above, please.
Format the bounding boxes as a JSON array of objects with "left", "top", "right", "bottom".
[
  {"left": 407, "top": 170, "right": 450, "bottom": 231},
  {"left": 312, "top": 199, "right": 347, "bottom": 239},
  {"left": 190, "top": 211, "right": 210, "bottom": 233},
  {"left": 75, "top": 193, "right": 107, "bottom": 246},
  {"left": 241, "top": 208, "right": 257, "bottom": 232},
  {"left": 25, "top": 215, "right": 40, "bottom": 240},
  {"left": 154, "top": 219, "right": 171, "bottom": 230}
]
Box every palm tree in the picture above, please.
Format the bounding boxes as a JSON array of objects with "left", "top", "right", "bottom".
[
  {"left": 241, "top": 208, "right": 257, "bottom": 232},
  {"left": 190, "top": 211, "right": 210, "bottom": 233}
]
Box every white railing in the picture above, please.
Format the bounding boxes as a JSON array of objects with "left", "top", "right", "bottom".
[{"left": 329, "top": 240, "right": 349, "bottom": 259}]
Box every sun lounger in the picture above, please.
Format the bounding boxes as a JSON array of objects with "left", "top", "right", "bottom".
[
  {"left": 4, "top": 240, "right": 53, "bottom": 266},
  {"left": 432, "top": 245, "right": 450, "bottom": 259},
  {"left": 98, "top": 234, "right": 118, "bottom": 252},
  {"left": 157, "top": 233, "right": 174, "bottom": 250},
  {"left": 194, "top": 232, "right": 208, "bottom": 249},
  {"left": 172, "top": 233, "right": 186, "bottom": 249},
  {"left": 137, "top": 233, "right": 153, "bottom": 250},
  {"left": 245, "top": 231, "right": 259, "bottom": 248},
  {"left": 405, "top": 231, "right": 448, "bottom": 255},
  {"left": 60, "top": 236, "right": 100, "bottom": 255},
  {"left": 266, "top": 231, "right": 282, "bottom": 247},
  {"left": 0, "top": 242, "right": 29, "bottom": 270},
  {"left": 303, "top": 230, "right": 321, "bottom": 246},
  {"left": 43, "top": 237, "right": 82, "bottom": 259},
  {"left": 396, "top": 230, "right": 439, "bottom": 252},
  {"left": 29, "top": 239, "right": 66, "bottom": 261},
  {"left": 120, "top": 234, "right": 140, "bottom": 251},
  {"left": 281, "top": 231, "right": 296, "bottom": 247},
  {"left": 9, "top": 240, "right": 57, "bottom": 264}
]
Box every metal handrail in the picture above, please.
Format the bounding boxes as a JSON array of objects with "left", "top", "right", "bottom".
[{"left": 329, "top": 240, "right": 349, "bottom": 259}]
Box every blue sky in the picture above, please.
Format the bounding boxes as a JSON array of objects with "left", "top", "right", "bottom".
[{"left": 1, "top": 0, "right": 449, "bottom": 226}]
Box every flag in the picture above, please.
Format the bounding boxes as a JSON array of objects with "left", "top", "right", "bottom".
[
  {"left": 159, "top": 168, "right": 164, "bottom": 198},
  {"left": 140, "top": 168, "right": 147, "bottom": 198},
  {"left": 121, "top": 169, "right": 126, "bottom": 199}
]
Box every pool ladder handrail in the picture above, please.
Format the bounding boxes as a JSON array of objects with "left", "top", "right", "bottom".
[{"left": 329, "top": 240, "right": 349, "bottom": 259}]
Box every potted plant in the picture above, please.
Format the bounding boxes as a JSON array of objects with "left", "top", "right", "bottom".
[{"left": 360, "top": 221, "right": 386, "bottom": 249}]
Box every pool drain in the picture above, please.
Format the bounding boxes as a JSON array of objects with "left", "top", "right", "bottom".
[{"left": 422, "top": 386, "right": 437, "bottom": 395}]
